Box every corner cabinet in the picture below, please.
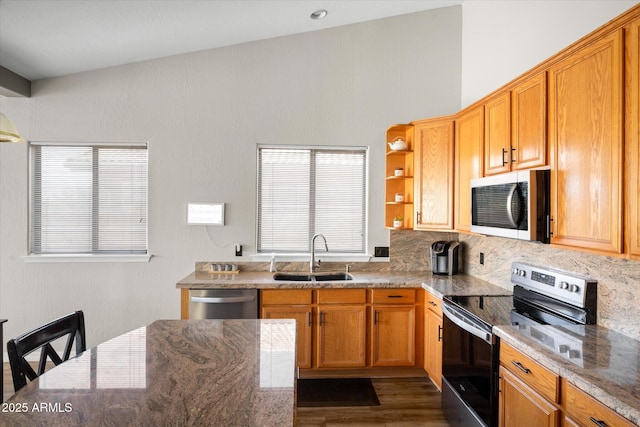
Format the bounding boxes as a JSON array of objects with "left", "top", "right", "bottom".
[
  {"left": 413, "top": 117, "right": 455, "bottom": 230},
  {"left": 454, "top": 106, "right": 484, "bottom": 233},
  {"left": 548, "top": 30, "right": 624, "bottom": 255},
  {"left": 385, "top": 125, "right": 414, "bottom": 230}
]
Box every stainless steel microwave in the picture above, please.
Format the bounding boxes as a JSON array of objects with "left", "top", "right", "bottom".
[{"left": 471, "top": 169, "right": 550, "bottom": 242}]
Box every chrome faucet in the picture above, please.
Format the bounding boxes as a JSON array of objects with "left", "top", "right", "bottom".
[{"left": 310, "top": 233, "right": 328, "bottom": 273}]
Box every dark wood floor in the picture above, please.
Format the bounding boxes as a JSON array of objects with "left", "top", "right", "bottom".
[
  {"left": 296, "top": 377, "right": 450, "bottom": 427},
  {"left": 4, "top": 364, "right": 449, "bottom": 426}
]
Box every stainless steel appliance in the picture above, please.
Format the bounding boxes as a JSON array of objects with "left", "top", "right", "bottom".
[
  {"left": 441, "top": 262, "right": 597, "bottom": 427},
  {"left": 430, "top": 241, "right": 460, "bottom": 275},
  {"left": 189, "top": 289, "right": 258, "bottom": 319},
  {"left": 471, "top": 169, "right": 550, "bottom": 242}
]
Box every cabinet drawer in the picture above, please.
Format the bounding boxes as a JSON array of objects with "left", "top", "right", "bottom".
[
  {"left": 371, "top": 289, "right": 415, "bottom": 304},
  {"left": 317, "top": 289, "right": 366, "bottom": 304},
  {"left": 500, "top": 342, "right": 559, "bottom": 403},
  {"left": 562, "top": 380, "right": 634, "bottom": 427},
  {"left": 261, "top": 289, "right": 312, "bottom": 305},
  {"left": 424, "top": 290, "right": 443, "bottom": 317}
]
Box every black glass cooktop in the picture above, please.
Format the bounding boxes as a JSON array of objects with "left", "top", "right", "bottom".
[{"left": 444, "top": 295, "right": 514, "bottom": 328}]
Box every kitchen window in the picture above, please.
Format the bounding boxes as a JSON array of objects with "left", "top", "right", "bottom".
[
  {"left": 257, "top": 145, "right": 367, "bottom": 253},
  {"left": 29, "top": 142, "right": 148, "bottom": 257}
]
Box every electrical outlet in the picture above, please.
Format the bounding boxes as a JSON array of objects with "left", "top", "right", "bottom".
[
  {"left": 480, "top": 252, "right": 484, "bottom": 265},
  {"left": 235, "top": 244, "right": 242, "bottom": 257},
  {"left": 374, "top": 246, "right": 389, "bottom": 257}
]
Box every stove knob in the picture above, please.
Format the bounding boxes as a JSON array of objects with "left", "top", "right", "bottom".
[
  {"left": 568, "top": 349, "right": 581, "bottom": 359},
  {"left": 559, "top": 281, "right": 569, "bottom": 290},
  {"left": 558, "top": 344, "right": 570, "bottom": 353},
  {"left": 512, "top": 268, "right": 520, "bottom": 276},
  {"left": 518, "top": 270, "right": 526, "bottom": 277},
  {"left": 569, "top": 284, "right": 580, "bottom": 293}
]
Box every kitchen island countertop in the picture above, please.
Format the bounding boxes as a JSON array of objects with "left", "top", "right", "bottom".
[{"left": 2, "top": 319, "right": 296, "bottom": 427}]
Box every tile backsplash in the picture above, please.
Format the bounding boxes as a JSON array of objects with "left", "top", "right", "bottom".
[{"left": 391, "top": 230, "right": 640, "bottom": 340}]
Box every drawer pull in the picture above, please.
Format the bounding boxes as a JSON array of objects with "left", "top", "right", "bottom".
[
  {"left": 387, "top": 295, "right": 403, "bottom": 298},
  {"left": 511, "top": 360, "right": 531, "bottom": 374},
  {"left": 589, "top": 417, "right": 607, "bottom": 427},
  {"left": 429, "top": 301, "right": 438, "bottom": 307}
]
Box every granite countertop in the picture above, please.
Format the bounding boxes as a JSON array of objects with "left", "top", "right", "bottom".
[
  {"left": 176, "top": 269, "right": 512, "bottom": 298},
  {"left": 176, "top": 268, "right": 640, "bottom": 424},
  {"left": 495, "top": 324, "right": 640, "bottom": 425},
  {"left": 2, "top": 319, "right": 296, "bottom": 427}
]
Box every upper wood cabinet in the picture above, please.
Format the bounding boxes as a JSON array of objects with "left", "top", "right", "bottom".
[
  {"left": 484, "top": 73, "right": 547, "bottom": 176},
  {"left": 627, "top": 17, "right": 640, "bottom": 259},
  {"left": 484, "top": 91, "right": 512, "bottom": 175},
  {"left": 454, "top": 106, "right": 484, "bottom": 233},
  {"left": 413, "top": 117, "right": 455, "bottom": 230},
  {"left": 548, "top": 30, "right": 624, "bottom": 255},
  {"left": 511, "top": 72, "right": 548, "bottom": 170}
]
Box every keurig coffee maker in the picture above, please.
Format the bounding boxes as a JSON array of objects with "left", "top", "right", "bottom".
[{"left": 430, "top": 241, "right": 460, "bottom": 275}]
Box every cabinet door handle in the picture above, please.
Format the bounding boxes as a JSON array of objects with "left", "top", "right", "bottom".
[
  {"left": 374, "top": 311, "right": 379, "bottom": 325},
  {"left": 416, "top": 211, "right": 421, "bottom": 224},
  {"left": 511, "top": 360, "right": 531, "bottom": 374},
  {"left": 437, "top": 325, "right": 442, "bottom": 342},
  {"left": 319, "top": 312, "right": 325, "bottom": 326},
  {"left": 510, "top": 146, "right": 516, "bottom": 163},
  {"left": 589, "top": 417, "right": 607, "bottom": 427},
  {"left": 307, "top": 311, "right": 312, "bottom": 327},
  {"left": 502, "top": 148, "right": 508, "bottom": 166}
]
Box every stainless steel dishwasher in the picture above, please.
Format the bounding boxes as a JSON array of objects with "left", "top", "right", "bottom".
[{"left": 189, "top": 289, "right": 258, "bottom": 319}]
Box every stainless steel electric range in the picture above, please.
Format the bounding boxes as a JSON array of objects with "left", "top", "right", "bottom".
[{"left": 441, "top": 262, "right": 598, "bottom": 427}]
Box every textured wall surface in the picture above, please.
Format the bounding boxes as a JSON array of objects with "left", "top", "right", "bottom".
[{"left": 391, "top": 230, "right": 640, "bottom": 340}]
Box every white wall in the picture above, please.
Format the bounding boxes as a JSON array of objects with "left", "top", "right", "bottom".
[
  {"left": 0, "top": 7, "right": 462, "bottom": 347},
  {"left": 2, "top": 0, "right": 638, "bottom": 351},
  {"left": 461, "top": 0, "right": 638, "bottom": 107}
]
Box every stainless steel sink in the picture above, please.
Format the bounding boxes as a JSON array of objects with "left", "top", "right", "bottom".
[{"left": 272, "top": 272, "right": 353, "bottom": 282}]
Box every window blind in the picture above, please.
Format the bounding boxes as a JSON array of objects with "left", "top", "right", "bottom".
[
  {"left": 30, "top": 142, "right": 148, "bottom": 255},
  {"left": 257, "top": 146, "right": 367, "bottom": 253}
]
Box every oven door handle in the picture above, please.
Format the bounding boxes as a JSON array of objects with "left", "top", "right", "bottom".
[{"left": 442, "top": 303, "right": 492, "bottom": 344}]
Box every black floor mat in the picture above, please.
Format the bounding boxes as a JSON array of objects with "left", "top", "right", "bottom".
[{"left": 296, "top": 378, "right": 380, "bottom": 407}]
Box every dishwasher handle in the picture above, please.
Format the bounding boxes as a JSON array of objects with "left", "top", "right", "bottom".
[{"left": 190, "top": 295, "right": 256, "bottom": 304}]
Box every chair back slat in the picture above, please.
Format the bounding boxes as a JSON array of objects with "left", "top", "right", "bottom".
[{"left": 7, "top": 311, "right": 86, "bottom": 392}]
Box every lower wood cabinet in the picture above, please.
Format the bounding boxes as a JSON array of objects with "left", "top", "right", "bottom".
[
  {"left": 371, "top": 289, "right": 416, "bottom": 367},
  {"left": 316, "top": 304, "right": 367, "bottom": 368},
  {"left": 499, "top": 342, "right": 634, "bottom": 427},
  {"left": 499, "top": 367, "right": 560, "bottom": 427},
  {"left": 424, "top": 290, "right": 443, "bottom": 389},
  {"left": 261, "top": 289, "right": 313, "bottom": 369},
  {"left": 260, "top": 288, "right": 418, "bottom": 370},
  {"left": 562, "top": 379, "right": 635, "bottom": 427}
]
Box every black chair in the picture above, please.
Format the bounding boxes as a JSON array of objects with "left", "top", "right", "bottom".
[{"left": 7, "top": 310, "right": 86, "bottom": 392}]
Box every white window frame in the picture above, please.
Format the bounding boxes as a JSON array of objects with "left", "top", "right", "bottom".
[
  {"left": 256, "top": 144, "right": 369, "bottom": 256},
  {"left": 26, "top": 141, "right": 150, "bottom": 263}
]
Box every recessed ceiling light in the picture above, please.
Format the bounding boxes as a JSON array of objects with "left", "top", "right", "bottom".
[{"left": 310, "top": 9, "right": 328, "bottom": 20}]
